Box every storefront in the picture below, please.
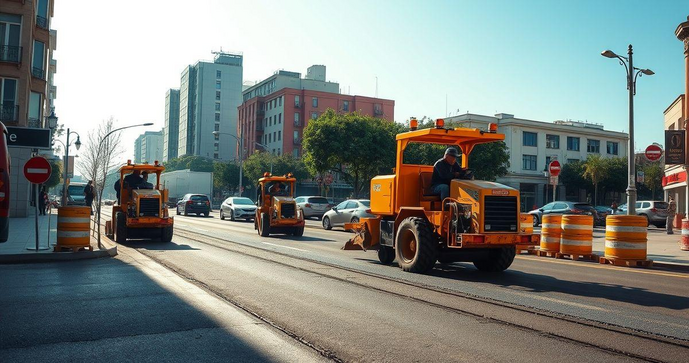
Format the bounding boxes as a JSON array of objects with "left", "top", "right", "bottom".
[{"left": 663, "top": 170, "right": 686, "bottom": 216}]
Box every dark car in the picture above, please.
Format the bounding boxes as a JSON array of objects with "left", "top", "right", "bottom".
[
  {"left": 528, "top": 201, "right": 601, "bottom": 226},
  {"left": 176, "top": 194, "right": 211, "bottom": 217}
]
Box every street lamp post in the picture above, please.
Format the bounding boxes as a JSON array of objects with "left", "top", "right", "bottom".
[
  {"left": 213, "top": 129, "right": 244, "bottom": 196},
  {"left": 60, "top": 128, "right": 81, "bottom": 206},
  {"left": 601, "top": 45, "right": 654, "bottom": 215}
]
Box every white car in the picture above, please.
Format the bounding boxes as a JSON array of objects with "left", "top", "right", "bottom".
[
  {"left": 220, "top": 197, "right": 257, "bottom": 221},
  {"left": 295, "top": 196, "right": 330, "bottom": 219}
]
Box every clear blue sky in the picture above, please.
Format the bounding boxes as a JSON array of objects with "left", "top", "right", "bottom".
[{"left": 51, "top": 0, "right": 689, "bottom": 162}]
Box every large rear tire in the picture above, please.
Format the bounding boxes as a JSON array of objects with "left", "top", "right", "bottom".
[
  {"left": 161, "top": 226, "right": 173, "bottom": 242},
  {"left": 292, "top": 226, "right": 304, "bottom": 237},
  {"left": 378, "top": 246, "right": 395, "bottom": 265},
  {"left": 115, "top": 212, "right": 127, "bottom": 244},
  {"left": 473, "top": 247, "right": 516, "bottom": 272},
  {"left": 259, "top": 212, "right": 271, "bottom": 237},
  {"left": 395, "top": 217, "right": 438, "bottom": 273}
]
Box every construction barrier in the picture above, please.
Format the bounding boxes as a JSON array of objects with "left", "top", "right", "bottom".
[
  {"left": 602, "top": 215, "right": 648, "bottom": 262},
  {"left": 559, "top": 214, "right": 594, "bottom": 258},
  {"left": 540, "top": 214, "right": 562, "bottom": 253},
  {"left": 55, "top": 206, "right": 92, "bottom": 252},
  {"left": 520, "top": 213, "right": 533, "bottom": 234},
  {"left": 681, "top": 219, "right": 689, "bottom": 251}
]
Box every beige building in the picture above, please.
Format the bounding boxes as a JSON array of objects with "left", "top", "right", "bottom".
[
  {"left": 663, "top": 95, "right": 686, "bottom": 216},
  {"left": 1, "top": 0, "right": 56, "bottom": 217}
]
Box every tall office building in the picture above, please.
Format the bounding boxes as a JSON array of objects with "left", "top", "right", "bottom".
[
  {"left": 134, "top": 131, "right": 163, "bottom": 164},
  {"left": 163, "top": 88, "right": 179, "bottom": 161},
  {"left": 178, "top": 52, "right": 243, "bottom": 161},
  {"left": 0, "top": 0, "right": 56, "bottom": 217}
]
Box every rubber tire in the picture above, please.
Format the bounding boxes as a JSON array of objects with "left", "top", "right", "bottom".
[
  {"left": 641, "top": 214, "right": 650, "bottom": 227},
  {"left": 532, "top": 215, "right": 539, "bottom": 227},
  {"left": 378, "top": 246, "right": 395, "bottom": 265},
  {"left": 176, "top": 206, "right": 180, "bottom": 215},
  {"left": 473, "top": 247, "right": 516, "bottom": 272},
  {"left": 259, "top": 212, "right": 271, "bottom": 237},
  {"left": 230, "top": 209, "right": 235, "bottom": 221},
  {"left": 161, "top": 226, "right": 173, "bottom": 242},
  {"left": 115, "top": 212, "right": 127, "bottom": 244},
  {"left": 220, "top": 210, "right": 225, "bottom": 220},
  {"left": 183, "top": 208, "right": 188, "bottom": 216},
  {"left": 395, "top": 217, "right": 438, "bottom": 273},
  {"left": 204, "top": 212, "right": 209, "bottom": 217},
  {"left": 323, "top": 216, "right": 332, "bottom": 230},
  {"left": 293, "top": 226, "right": 304, "bottom": 236}
]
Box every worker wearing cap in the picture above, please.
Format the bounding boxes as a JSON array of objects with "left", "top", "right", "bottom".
[{"left": 431, "top": 147, "right": 463, "bottom": 201}]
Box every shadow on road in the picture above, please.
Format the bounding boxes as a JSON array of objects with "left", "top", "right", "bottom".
[{"left": 121, "top": 240, "right": 201, "bottom": 251}]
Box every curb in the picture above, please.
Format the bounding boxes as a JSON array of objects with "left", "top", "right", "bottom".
[
  {"left": 0, "top": 245, "right": 117, "bottom": 264},
  {"left": 651, "top": 261, "right": 689, "bottom": 272}
]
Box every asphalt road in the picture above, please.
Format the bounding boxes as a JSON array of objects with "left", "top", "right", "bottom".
[{"left": 98, "top": 209, "right": 689, "bottom": 362}]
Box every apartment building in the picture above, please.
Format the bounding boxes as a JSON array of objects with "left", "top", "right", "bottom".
[
  {"left": 1, "top": 0, "right": 56, "bottom": 217},
  {"left": 238, "top": 65, "right": 394, "bottom": 158},
  {"left": 446, "top": 113, "right": 629, "bottom": 210},
  {"left": 163, "top": 88, "right": 179, "bottom": 161},
  {"left": 177, "top": 52, "right": 243, "bottom": 161},
  {"left": 134, "top": 131, "right": 163, "bottom": 164}
]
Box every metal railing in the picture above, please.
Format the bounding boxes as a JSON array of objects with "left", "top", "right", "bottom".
[
  {"left": 36, "top": 15, "right": 48, "bottom": 29},
  {"left": 28, "top": 118, "right": 41, "bottom": 128},
  {"left": 294, "top": 102, "right": 301, "bottom": 108},
  {"left": 0, "top": 45, "right": 22, "bottom": 64},
  {"left": 0, "top": 104, "right": 19, "bottom": 123},
  {"left": 32, "top": 67, "right": 45, "bottom": 80}
]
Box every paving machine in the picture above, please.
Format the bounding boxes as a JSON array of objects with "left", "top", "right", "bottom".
[{"left": 255, "top": 173, "right": 305, "bottom": 237}]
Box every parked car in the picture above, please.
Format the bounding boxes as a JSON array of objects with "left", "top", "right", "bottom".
[
  {"left": 295, "top": 196, "right": 330, "bottom": 219},
  {"left": 220, "top": 197, "right": 257, "bottom": 221},
  {"left": 322, "top": 199, "right": 375, "bottom": 230},
  {"left": 528, "top": 201, "right": 601, "bottom": 226},
  {"left": 176, "top": 194, "right": 211, "bottom": 217},
  {"left": 636, "top": 200, "right": 669, "bottom": 227}
]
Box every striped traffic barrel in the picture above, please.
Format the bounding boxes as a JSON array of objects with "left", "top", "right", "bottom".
[
  {"left": 560, "top": 214, "right": 593, "bottom": 255},
  {"left": 540, "top": 214, "right": 562, "bottom": 252},
  {"left": 605, "top": 215, "right": 647, "bottom": 260},
  {"left": 520, "top": 213, "right": 533, "bottom": 234},
  {"left": 681, "top": 219, "right": 689, "bottom": 251},
  {"left": 56, "top": 206, "right": 91, "bottom": 249}
]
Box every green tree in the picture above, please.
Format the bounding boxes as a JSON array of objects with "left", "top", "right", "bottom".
[
  {"left": 45, "top": 159, "right": 62, "bottom": 189},
  {"left": 243, "top": 152, "right": 309, "bottom": 185},
  {"left": 598, "top": 157, "right": 627, "bottom": 203},
  {"left": 164, "top": 155, "right": 214, "bottom": 172},
  {"left": 641, "top": 162, "right": 663, "bottom": 200},
  {"left": 303, "top": 109, "right": 399, "bottom": 197},
  {"left": 213, "top": 161, "right": 242, "bottom": 194},
  {"left": 560, "top": 160, "right": 593, "bottom": 197},
  {"left": 583, "top": 154, "right": 606, "bottom": 205}
]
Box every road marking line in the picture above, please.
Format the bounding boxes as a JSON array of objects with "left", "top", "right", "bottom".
[
  {"left": 507, "top": 290, "right": 609, "bottom": 312},
  {"left": 262, "top": 242, "right": 308, "bottom": 252}
]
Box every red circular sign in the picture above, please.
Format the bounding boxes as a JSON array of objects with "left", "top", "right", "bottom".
[
  {"left": 23, "top": 156, "right": 51, "bottom": 184},
  {"left": 548, "top": 160, "right": 562, "bottom": 177},
  {"left": 645, "top": 144, "right": 663, "bottom": 162}
]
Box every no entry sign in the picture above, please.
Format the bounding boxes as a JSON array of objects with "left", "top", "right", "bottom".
[
  {"left": 645, "top": 144, "right": 663, "bottom": 162},
  {"left": 24, "top": 157, "right": 51, "bottom": 184},
  {"left": 548, "top": 160, "right": 561, "bottom": 177}
]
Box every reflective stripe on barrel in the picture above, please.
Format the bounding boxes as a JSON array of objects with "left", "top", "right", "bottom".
[
  {"left": 605, "top": 215, "right": 647, "bottom": 260},
  {"left": 57, "top": 206, "right": 91, "bottom": 248},
  {"left": 560, "top": 214, "right": 593, "bottom": 255},
  {"left": 681, "top": 219, "right": 689, "bottom": 251},
  {"left": 520, "top": 213, "right": 533, "bottom": 234},
  {"left": 540, "top": 214, "right": 562, "bottom": 252}
]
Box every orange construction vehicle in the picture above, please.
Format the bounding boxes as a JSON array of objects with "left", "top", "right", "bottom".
[
  {"left": 105, "top": 160, "right": 174, "bottom": 243},
  {"left": 254, "top": 172, "right": 305, "bottom": 237},
  {"left": 345, "top": 118, "right": 537, "bottom": 273}
]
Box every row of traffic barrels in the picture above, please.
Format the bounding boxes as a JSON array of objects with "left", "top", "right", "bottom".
[{"left": 525, "top": 213, "right": 648, "bottom": 260}]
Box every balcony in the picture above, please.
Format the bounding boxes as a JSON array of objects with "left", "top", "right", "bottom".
[
  {"left": 294, "top": 120, "right": 301, "bottom": 127},
  {"left": 32, "top": 67, "right": 45, "bottom": 80},
  {"left": 0, "top": 104, "right": 19, "bottom": 123},
  {"left": 0, "top": 45, "right": 22, "bottom": 64},
  {"left": 36, "top": 15, "right": 48, "bottom": 30},
  {"left": 294, "top": 102, "right": 301, "bottom": 108},
  {"left": 28, "top": 118, "right": 41, "bottom": 128}
]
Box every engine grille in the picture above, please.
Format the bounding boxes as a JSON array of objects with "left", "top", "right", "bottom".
[
  {"left": 280, "top": 202, "right": 296, "bottom": 219},
  {"left": 139, "top": 198, "right": 160, "bottom": 217},
  {"left": 483, "top": 196, "right": 517, "bottom": 232}
]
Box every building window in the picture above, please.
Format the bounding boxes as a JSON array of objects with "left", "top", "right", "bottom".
[
  {"left": 214, "top": 124, "right": 220, "bottom": 131},
  {"left": 0, "top": 18, "right": 22, "bottom": 63},
  {"left": 343, "top": 100, "right": 349, "bottom": 112},
  {"left": 278, "top": 131, "right": 281, "bottom": 141},
  {"left": 311, "top": 112, "right": 318, "bottom": 120},
  {"left": 293, "top": 149, "right": 300, "bottom": 158},
  {"left": 214, "top": 134, "right": 219, "bottom": 141},
  {"left": 216, "top": 91, "right": 221, "bottom": 100},
  {"left": 523, "top": 132, "right": 537, "bottom": 147},
  {"left": 215, "top": 113, "right": 220, "bottom": 121},
  {"left": 294, "top": 131, "right": 299, "bottom": 141},
  {"left": 567, "top": 158, "right": 579, "bottom": 164},
  {"left": 607, "top": 141, "right": 619, "bottom": 155},
  {"left": 268, "top": 134, "right": 272, "bottom": 143},
  {"left": 214, "top": 143, "right": 219, "bottom": 152},
  {"left": 216, "top": 81, "right": 221, "bottom": 89},
  {"left": 546, "top": 134, "right": 559, "bottom": 149},
  {"left": 214, "top": 153, "right": 219, "bottom": 159},
  {"left": 312, "top": 97, "right": 318, "bottom": 107},
  {"left": 567, "top": 137, "right": 580, "bottom": 151},
  {"left": 277, "top": 148, "right": 281, "bottom": 155},
  {"left": 295, "top": 95, "right": 300, "bottom": 107},
  {"left": 587, "top": 139, "right": 600, "bottom": 153},
  {"left": 522, "top": 155, "right": 537, "bottom": 170},
  {"left": 272, "top": 149, "right": 276, "bottom": 155},
  {"left": 216, "top": 70, "right": 221, "bottom": 78},
  {"left": 278, "top": 113, "right": 282, "bottom": 124},
  {"left": 32, "top": 40, "right": 45, "bottom": 79},
  {"left": 215, "top": 103, "right": 220, "bottom": 111},
  {"left": 294, "top": 113, "right": 300, "bottom": 125},
  {"left": 278, "top": 96, "right": 282, "bottom": 107},
  {"left": 28, "top": 92, "right": 41, "bottom": 124}
]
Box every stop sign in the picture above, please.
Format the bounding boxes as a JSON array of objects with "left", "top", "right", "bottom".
[
  {"left": 23, "top": 156, "right": 51, "bottom": 184},
  {"left": 645, "top": 144, "right": 663, "bottom": 162},
  {"left": 548, "top": 160, "right": 561, "bottom": 177}
]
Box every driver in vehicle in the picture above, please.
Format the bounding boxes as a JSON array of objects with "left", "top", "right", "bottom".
[
  {"left": 430, "top": 147, "right": 470, "bottom": 201},
  {"left": 268, "top": 182, "right": 286, "bottom": 195}
]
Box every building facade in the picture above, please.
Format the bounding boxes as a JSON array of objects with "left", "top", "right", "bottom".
[
  {"left": 163, "top": 88, "right": 179, "bottom": 161},
  {"left": 134, "top": 131, "right": 163, "bottom": 164},
  {"left": 662, "top": 95, "right": 686, "bottom": 216},
  {"left": 238, "top": 65, "right": 395, "bottom": 158},
  {"left": 445, "top": 113, "right": 629, "bottom": 210},
  {"left": 1, "top": 0, "right": 56, "bottom": 217},
  {"left": 178, "top": 52, "right": 243, "bottom": 161}
]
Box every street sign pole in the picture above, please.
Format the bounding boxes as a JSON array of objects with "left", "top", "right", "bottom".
[
  {"left": 34, "top": 184, "right": 39, "bottom": 251},
  {"left": 24, "top": 156, "right": 52, "bottom": 251}
]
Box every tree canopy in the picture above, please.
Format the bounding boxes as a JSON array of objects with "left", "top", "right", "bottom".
[
  {"left": 243, "top": 151, "right": 309, "bottom": 184},
  {"left": 163, "top": 155, "right": 214, "bottom": 173}
]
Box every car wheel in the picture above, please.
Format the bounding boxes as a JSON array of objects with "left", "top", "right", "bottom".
[
  {"left": 183, "top": 208, "right": 188, "bottom": 216},
  {"left": 220, "top": 210, "right": 225, "bottom": 220},
  {"left": 323, "top": 216, "right": 332, "bottom": 230},
  {"left": 230, "top": 209, "right": 235, "bottom": 221},
  {"left": 204, "top": 212, "right": 209, "bottom": 217},
  {"left": 176, "top": 206, "right": 180, "bottom": 215},
  {"left": 641, "top": 214, "right": 650, "bottom": 226}
]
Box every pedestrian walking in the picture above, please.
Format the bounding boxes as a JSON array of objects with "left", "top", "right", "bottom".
[
  {"left": 84, "top": 180, "right": 95, "bottom": 215},
  {"left": 610, "top": 201, "right": 618, "bottom": 215},
  {"left": 667, "top": 196, "right": 677, "bottom": 235},
  {"left": 38, "top": 186, "right": 47, "bottom": 216}
]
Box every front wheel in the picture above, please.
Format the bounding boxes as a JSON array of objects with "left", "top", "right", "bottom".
[
  {"left": 292, "top": 226, "right": 304, "bottom": 237},
  {"left": 395, "top": 217, "right": 438, "bottom": 273},
  {"left": 161, "top": 226, "right": 173, "bottom": 242},
  {"left": 115, "top": 212, "right": 127, "bottom": 244},
  {"left": 378, "top": 246, "right": 395, "bottom": 265},
  {"left": 259, "top": 212, "right": 271, "bottom": 237},
  {"left": 473, "top": 247, "right": 516, "bottom": 272},
  {"left": 322, "top": 216, "right": 332, "bottom": 230}
]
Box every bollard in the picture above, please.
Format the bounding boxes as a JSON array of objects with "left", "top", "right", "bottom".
[
  {"left": 55, "top": 206, "right": 92, "bottom": 252},
  {"left": 600, "top": 215, "right": 651, "bottom": 267},
  {"left": 681, "top": 219, "right": 689, "bottom": 251},
  {"left": 558, "top": 214, "right": 595, "bottom": 261},
  {"left": 539, "top": 214, "right": 562, "bottom": 256}
]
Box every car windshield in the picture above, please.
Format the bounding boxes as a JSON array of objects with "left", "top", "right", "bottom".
[
  {"left": 359, "top": 200, "right": 371, "bottom": 207},
  {"left": 68, "top": 185, "right": 84, "bottom": 197},
  {"left": 308, "top": 197, "right": 328, "bottom": 204},
  {"left": 191, "top": 195, "right": 208, "bottom": 201},
  {"left": 233, "top": 198, "right": 253, "bottom": 205}
]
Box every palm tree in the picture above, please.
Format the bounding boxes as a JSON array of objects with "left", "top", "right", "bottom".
[{"left": 583, "top": 154, "right": 606, "bottom": 205}]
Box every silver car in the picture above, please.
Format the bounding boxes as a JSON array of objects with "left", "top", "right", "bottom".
[
  {"left": 322, "top": 199, "right": 374, "bottom": 230},
  {"left": 220, "top": 197, "right": 257, "bottom": 221},
  {"left": 635, "top": 200, "right": 669, "bottom": 227},
  {"left": 295, "top": 196, "right": 330, "bottom": 219}
]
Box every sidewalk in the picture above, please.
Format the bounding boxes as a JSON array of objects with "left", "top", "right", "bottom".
[{"left": 0, "top": 208, "right": 116, "bottom": 263}]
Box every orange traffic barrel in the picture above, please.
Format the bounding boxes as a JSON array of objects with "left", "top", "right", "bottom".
[
  {"left": 604, "top": 215, "right": 647, "bottom": 260},
  {"left": 520, "top": 213, "right": 533, "bottom": 234},
  {"left": 560, "top": 214, "right": 593, "bottom": 255},
  {"left": 56, "top": 206, "right": 91, "bottom": 250},
  {"left": 681, "top": 219, "right": 689, "bottom": 251},
  {"left": 540, "top": 214, "right": 562, "bottom": 252}
]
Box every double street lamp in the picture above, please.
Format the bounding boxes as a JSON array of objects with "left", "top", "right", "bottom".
[{"left": 601, "top": 45, "right": 654, "bottom": 215}]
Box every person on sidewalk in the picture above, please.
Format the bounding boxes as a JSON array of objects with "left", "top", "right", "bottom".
[
  {"left": 84, "top": 181, "right": 95, "bottom": 215},
  {"left": 667, "top": 196, "right": 676, "bottom": 235},
  {"left": 610, "top": 201, "right": 618, "bottom": 215},
  {"left": 38, "top": 186, "right": 47, "bottom": 216}
]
